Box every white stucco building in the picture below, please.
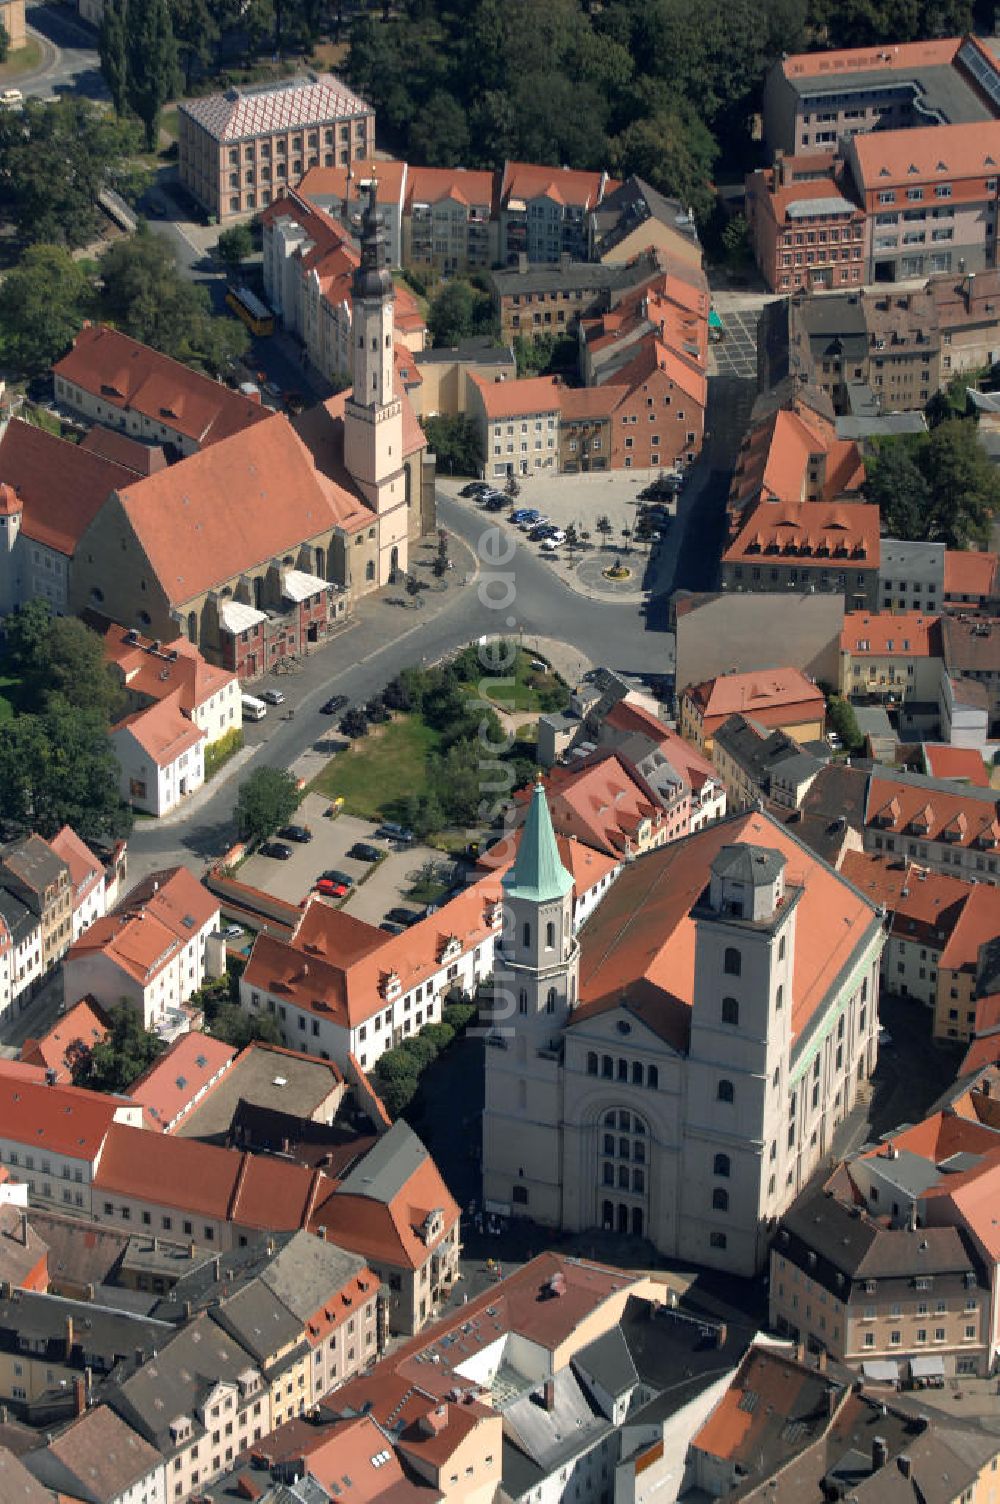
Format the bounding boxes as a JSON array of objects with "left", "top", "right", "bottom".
[{"left": 483, "top": 786, "right": 885, "bottom": 1276}]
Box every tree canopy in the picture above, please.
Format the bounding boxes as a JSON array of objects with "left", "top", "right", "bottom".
[
  {"left": 71, "top": 1005, "right": 165, "bottom": 1094},
  {"left": 865, "top": 422, "right": 1000, "bottom": 549},
  {"left": 236, "top": 766, "right": 301, "bottom": 844},
  {"left": 0, "top": 246, "right": 92, "bottom": 376}
]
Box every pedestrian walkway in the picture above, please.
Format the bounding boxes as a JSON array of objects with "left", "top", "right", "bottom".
[{"left": 153, "top": 743, "right": 259, "bottom": 828}]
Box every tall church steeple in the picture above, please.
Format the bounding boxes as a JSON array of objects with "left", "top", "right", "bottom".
[{"left": 344, "top": 175, "right": 408, "bottom": 588}]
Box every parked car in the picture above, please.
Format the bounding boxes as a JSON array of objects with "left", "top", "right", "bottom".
[
  {"left": 379, "top": 920, "right": 405, "bottom": 934},
  {"left": 459, "top": 482, "right": 490, "bottom": 498},
  {"left": 315, "top": 877, "right": 349, "bottom": 898},
  {"left": 376, "top": 821, "right": 414, "bottom": 844},
  {"left": 510, "top": 508, "right": 537, "bottom": 524},
  {"left": 348, "top": 842, "right": 382, "bottom": 862},
  {"left": 223, "top": 924, "right": 243, "bottom": 939},
  {"left": 320, "top": 694, "right": 349, "bottom": 715},
  {"left": 540, "top": 536, "right": 563, "bottom": 551},
  {"left": 517, "top": 512, "right": 546, "bottom": 531},
  {"left": 319, "top": 868, "right": 355, "bottom": 887},
  {"left": 384, "top": 905, "right": 423, "bottom": 927},
  {"left": 260, "top": 688, "right": 285, "bottom": 706},
  {"left": 260, "top": 841, "right": 293, "bottom": 860},
  {"left": 483, "top": 495, "right": 506, "bottom": 512},
  {"left": 279, "top": 824, "right": 312, "bottom": 843}
]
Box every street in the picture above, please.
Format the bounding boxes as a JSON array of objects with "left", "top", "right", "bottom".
[{"left": 20, "top": 4, "right": 105, "bottom": 100}]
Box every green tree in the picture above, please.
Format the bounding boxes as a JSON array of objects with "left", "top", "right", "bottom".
[
  {"left": 127, "top": 0, "right": 180, "bottom": 150},
  {"left": 0, "top": 245, "right": 91, "bottom": 376},
  {"left": 236, "top": 766, "right": 300, "bottom": 844},
  {"left": 98, "top": 227, "right": 250, "bottom": 374},
  {"left": 427, "top": 281, "right": 476, "bottom": 346},
  {"left": 410, "top": 90, "right": 470, "bottom": 167},
  {"left": 922, "top": 419, "right": 1000, "bottom": 548},
  {"left": 71, "top": 1004, "right": 165, "bottom": 1093},
  {"left": 215, "top": 222, "right": 254, "bottom": 270},
  {"left": 421, "top": 413, "right": 482, "bottom": 475},
  {"left": 0, "top": 698, "right": 132, "bottom": 842},
  {"left": 611, "top": 105, "right": 718, "bottom": 223},
  {"left": 4, "top": 602, "right": 124, "bottom": 722},
  {"left": 99, "top": 0, "right": 129, "bottom": 115},
  {"left": 209, "top": 1002, "right": 282, "bottom": 1047},
  {"left": 0, "top": 20, "right": 10, "bottom": 64},
  {"left": 169, "top": 0, "right": 220, "bottom": 90},
  {"left": 864, "top": 438, "right": 932, "bottom": 541},
  {"left": 596, "top": 514, "right": 613, "bottom": 546},
  {"left": 0, "top": 98, "right": 146, "bottom": 247},
  {"left": 827, "top": 696, "right": 863, "bottom": 755}
]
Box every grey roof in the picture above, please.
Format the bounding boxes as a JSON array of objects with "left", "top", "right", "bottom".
[
  {"left": 259, "top": 1230, "right": 366, "bottom": 1322},
  {"left": 770, "top": 749, "right": 825, "bottom": 786},
  {"left": 0, "top": 1290, "right": 172, "bottom": 1377},
  {"left": 0, "top": 887, "right": 38, "bottom": 949},
  {"left": 0, "top": 833, "right": 67, "bottom": 897},
  {"left": 208, "top": 1280, "right": 303, "bottom": 1366},
  {"left": 865, "top": 1147, "right": 945, "bottom": 1199},
  {"left": 854, "top": 705, "right": 895, "bottom": 739},
  {"left": 502, "top": 1366, "right": 611, "bottom": 1497},
  {"left": 335, "top": 1119, "right": 426, "bottom": 1205},
  {"left": 786, "top": 195, "right": 855, "bottom": 218},
  {"left": 712, "top": 842, "right": 786, "bottom": 885},
  {"left": 617, "top": 1297, "right": 754, "bottom": 1427},
  {"left": 176, "top": 1043, "right": 344, "bottom": 1143},
  {"left": 491, "top": 249, "right": 664, "bottom": 300},
  {"left": 791, "top": 62, "right": 992, "bottom": 128},
  {"left": 415, "top": 337, "right": 515, "bottom": 368},
  {"left": 24, "top": 1403, "right": 162, "bottom": 1504},
  {"left": 573, "top": 1324, "right": 638, "bottom": 1400},
  {"left": 592, "top": 174, "right": 700, "bottom": 256},
  {"left": 108, "top": 1312, "right": 259, "bottom": 1451}
]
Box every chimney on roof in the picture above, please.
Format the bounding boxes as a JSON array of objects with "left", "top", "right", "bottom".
[
  {"left": 189, "top": 1240, "right": 197, "bottom": 1259},
  {"left": 543, "top": 1378, "right": 555, "bottom": 1412},
  {"left": 897, "top": 1455, "right": 911, "bottom": 1479},
  {"left": 966, "top": 270, "right": 976, "bottom": 312},
  {"left": 518, "top": 252, "right": 528, "bottom": 275},
  {"left": 872, "top": 1437, "right": 888, "bottom": 1471},
  {"left": 982, "top": 1078, "right": 992, "bottom": 1099},
  {"left": 816, "top": 1349, "right": 827, "bottom": 1374},
  {"left": 826, "top": 1386, "right": 838, "bottom": 1418},
  {"left": 908, "top": 1201, "right": 918, "bottom": 1232},
  {"left": 65, "top": 1316, "right": 74, "bottom": 1358},
  {"left": 73, "top": 1375, "right": 86, "bottom": 1417},
  {"left": 184, "top": 1300, "right": 192, "bottom": 1319},
  {"left": 316, "top": 1224, "right": 326, "bottom": 1241},
  {"left": 18, "top": 1212, "right": 27, "bottom": 1247},
  {"left": 213, "top": 1256, "right": 222, "bottom": 1282}
]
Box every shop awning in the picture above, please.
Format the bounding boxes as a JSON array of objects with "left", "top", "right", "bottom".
[
  {"left": 862, "top": 1360, "right": 900, "bottom": 1383},
  {"left": 709, "top": 308, "right": 724, "bottom": 330},
  {"left": 910, "top": 1355, "right": 945, "bottom": 1379}
]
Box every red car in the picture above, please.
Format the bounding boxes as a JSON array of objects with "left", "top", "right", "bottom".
[{"left": 314, "top": 877, "right": 348, "bottom": 898}]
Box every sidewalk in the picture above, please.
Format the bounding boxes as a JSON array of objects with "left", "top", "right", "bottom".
[{"left": 153, "top": 743, "right": 259, "bottom": 828}]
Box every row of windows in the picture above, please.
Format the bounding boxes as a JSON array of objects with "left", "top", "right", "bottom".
[{"left": 586, "top": 1054, "right": 659, "bottom": 1088}]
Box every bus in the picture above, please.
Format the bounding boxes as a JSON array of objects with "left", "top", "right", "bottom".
[
  {"left": 241, "top": 693, "right": 268, "bottom": 722},
  {"left": 226, "top": 286, "right": 275, "bottom": 337}
]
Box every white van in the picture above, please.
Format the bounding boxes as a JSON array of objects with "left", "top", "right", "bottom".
[{"left": 241, "top": 693, "right": 267, "bottom": 721}]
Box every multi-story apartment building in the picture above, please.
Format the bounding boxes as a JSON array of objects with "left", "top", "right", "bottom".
[
  {"left": 863, "top": 768, "right": 1000, "bottom": 884},
  {"left": 746, "top": 151, "right": 867, "bottom": 294},
  {"left": 721, "top": 498, "right": 881, "bottom": 609},
  {"left": 241, "top": 874, "right": 502, "bottom": 1072},
  {"left": 45, "top": 826, "right": 110, "bottom": 940},
  {"left": 712, "top": 715, "right": 824, "bottom": 814},
  {"left": 941, "top": 615, "right": 1000, "bottom": 732},
  {"left": 482, "top": 786, "right": 884, "bottom": 1275},
  {"left": 402, "top": 165, "right": 496, "bottom": 274},
  {"left": 0, "top": 835, "right": 72, "bottom": 974},
  {"left": 839, "top": 611, "right": 944, "bottom": 704},
  {"left": 0, "top": 1074, "right": 141, "bottom": 1213},
  {"left": 680, "top": 667, "right": 827, "bottom": 754},
  {"left": 771, "top": 1185, "right": 991, "bottom": 1377},
  {"left": 879, "top": 538, "right": 945, "bottom": 613},
  {"left": 762, "top": 35, "right": 1000, "bottom": 158},
  {"left": 0, "top": 889, "right": 41, "bottom": 1026},
  {"left": 62, "top": 867, "right": 221, "bottom": 1028},
  {"left": 861, "top": 286, "right": 941, "bottom": 408},
  {"left": 928, "top": 267, "right": 1000, "bottom": 374},
  {"left": 178, "top": 73, "right": 373, "bottom": 222},
  {"left": 497, "top": 162, "right": 613, "bottom": 265},
  {"left": 490, "top": 255, "right": 652, "bottom": 345},
  {"left": 846, "top": 120, "right": 1000, "bottom": 283},
  {"left": 24, "top": 1404, "right": 166, "bottom": 1504},
  {"left": 467, "top": 373, "right": 562, "bottom": 480}
]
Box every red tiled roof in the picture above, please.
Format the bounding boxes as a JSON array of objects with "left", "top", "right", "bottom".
[
  {"left": 0, "top": 1077, "right": 119, "bottom": 1161},
  {"left": 864, "top": 772, "right": 1000, "bottom": 853},
  {"left": 79, "top": 425, "right": 167, "bottom": 476},
  {"left": 469, "top": 372, "right": 562, "bottom": 420},
  {"left": 782, "top": 38, "right": 961, "bottom": 79},
  {"left": 312, "top": 1152, "right": 459, "bottom": 1272},
  {"left": 838, "top": 852, "right": 969, "bottom": 949},
  {"left": 100, "top": 622, "right": 237, "bottom": 717},
  {"left": 46, "top": 825, "right": 103, "bottom": 901},
  {"left": 573, "top": 810, "right": 879, "bottom": 1050},
  {"left": 116, "top": 410, "right": 371, "bottom": 607},
  {"left": 723, "top": 498, "right": 879, "bottom": 569},
  {"left": 65, "top": 867, "right": 218, "bottom": 986},
  {"left": 126, "top": 1032, "right": 236, "bottom": 1130},
  {"left": 19, "top": 998, "right": 109, "bottom": 1084},
  {"left": 512, "top": 753, "right": 669, "bottom": 858},
  {"left": 939, "top": 883, "right": 1000, "bottom": 976},
  {"left": 607, "top": 334, "right": 707, "bottom": 410},
  {"left": 0, "top": 417, "right": 132, "bottom": 557},
  {"left": 298, "top": 159, "right": 408, "bottom": 207},
  {"left": 685, "top": 668, "right": 825, "bottom": 729},
  {"left": 405, "top": 164, "right": 495, "bottom": 211},
  {"left": 113, "top": 690, "right": 205, "bottom": 769},
  {"left": 944, "top": 548, "right": 998, "bottom": 598},
  {"left": 923, "top": 744, "right": 990, "bottom": 787},
  {"left": 478, "top": 829, "right": 620, "bottom": 895},
  {"left": 558, "top": 385, "right": 626, "bottom": 420},
  {"left": 851, "top": 120, "right": 1000, "bottom": 191},
  {"left": 54, "top": 325, "right": 270, "bottom": 449},
  {"left": 501, "top": 161, "right": 614, "bottom": 209},
  {"left": 729, "top": 401, "right": 865, "bottom": 515},
  {"left": 841, "top": 611, "right": 941, "bottom": 657}
]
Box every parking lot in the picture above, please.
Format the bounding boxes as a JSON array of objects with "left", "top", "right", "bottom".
[
  {"left": 709, "top": 310, "right": 760, "bottom": 379},
  {"left": 237, "top": 794, "right": 449, "bottom": 928}
]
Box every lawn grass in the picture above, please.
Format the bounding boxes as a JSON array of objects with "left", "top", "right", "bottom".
[
  {"left": 309, "top": 715, "right": 442, "bottom": 821},
  {"left": 159, "top": 106, "right": 180, "bottom": 145},
  {"left": 0, "top": 39, "right": 43, "bottom": 80},
  {"left": 481, "top": 648, "right": 569, "bottom": 714}
]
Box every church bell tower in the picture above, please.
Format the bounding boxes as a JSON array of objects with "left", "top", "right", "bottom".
[{"left": 344, "top": 177, "right": 408, "bottom": 586}]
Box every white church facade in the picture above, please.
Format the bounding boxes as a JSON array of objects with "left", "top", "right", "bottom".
[{"left": 483, "top": 784, "right": 886, "bottom": 1276}]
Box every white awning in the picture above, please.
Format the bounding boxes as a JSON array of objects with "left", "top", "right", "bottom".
[
  {"left": 910, "top": 1355, "right": 945, "bottom": 1379},
  {"left": 219, "top": 600, "right": 267, "bottom": 634},
  {"left": 282, "top": 569, "right": 330, "bottom": 603},
  {"left": 862, "top": 1360, "right": 900, "bottom": 1383}
]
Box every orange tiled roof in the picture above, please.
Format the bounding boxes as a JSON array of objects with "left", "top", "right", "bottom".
[
  {"left": 244, "top": 874, "right": 503, "bottom": 1030},
  {"left": 113, "top": 690, "right": 205, "bottom": 769},
  {"left": 724, "top": 497, "right": 878, "bottom": 569},
  {"left": 46, "top": 825, "right": 103, "bottom": 901},
  {"left": 685, "top": 667, "right": 825, "bottom": 728},
  {"left": 730, "top": 401, "right": 865, "bottom": 516},
  {"left": 53, "top": 325, "right": 270, "bottom": 449},
  {"left": 944, "top": 549, "right": 998, "bottom": 598},
  {"left": 312, "top": 1151, "right": 459, "bottom": 1272},
  {"left": 469, "top": 372, "right": 562, "bottom": 420},
  {"left": 126, "top": 1032, "right": 236, "bottom": 1130},
  {"left": 864, "top": 772, "right": 1000, "bottom": 852},
  {"left": 297, "top": 159, "right": 408, "bottom": 207},
  {"left": 116, "top": 410, "right": 372, "bottom": 607},
  {"left": 79, "top": 424, "right": 167, "bottom": 476},
  {"left": 501, "top": 161, "right": 614, "bottom": 209},
  {"left": 0, "top": 417, "right": 132, "bottom": 558},
  {"left": 781, "top": 38, "right": 961, "bottom": 80},
  {"left": 841, "top": 610, "right": 941, "bottom": 657},
  {"left": 923, "top": 744, "right": 990, "bottom": 787},
  {"left": 839, "top": 852, "right": 970, "bottom": 949},
  {"left": 850, "top": 120, "right": 1000, "bottom": 190},
  {"left": 573, "top": 809, "right": 879, "bottom": 1049},
  {"left": 19, "top": 998, "right": 109, "bottom": 1084},
  {"left": 0, "top": 1077, "right": 120, "bottom": 1161},
  {"left": 558, "top": 385, "right": 626, "bottom": 421},
  {"left": 405, "top": 164, "right": 495, "bottom": 210},
  {"left": 939, "top": 883, "right": 1000, "bottom": 976},
  {"left": 523, "top": 754, "right": 668, "bottom": 858},
  {"left": 100, "top": 622, "right": 237, "bottom": 716},
  {"left": 478, "top": 828, "right": 621, "bottom": 894},
  {"left": 607, "top": 334, "right": 707, "bottom": 411},
  {"left": 66, "top": 867, "right": 218, "bottom": 986}
]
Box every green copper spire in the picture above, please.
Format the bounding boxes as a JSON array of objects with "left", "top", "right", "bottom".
[{"left": 504, "top": 779, "right": 573, "bottom": 903}]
